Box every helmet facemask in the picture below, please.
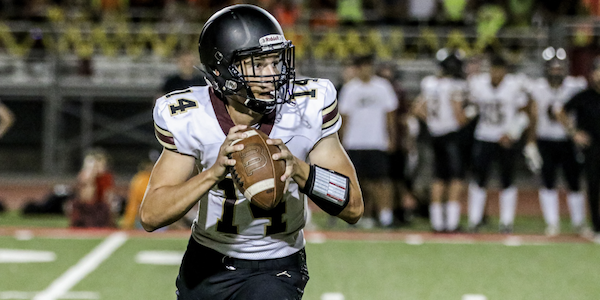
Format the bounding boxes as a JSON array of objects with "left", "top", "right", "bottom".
[{"left": 221, "top": 41, "right": 295, "bottom": 115}]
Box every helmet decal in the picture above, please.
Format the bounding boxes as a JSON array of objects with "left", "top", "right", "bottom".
[{"left": 259, "top": 34, "right": 285, "bottom": 46}]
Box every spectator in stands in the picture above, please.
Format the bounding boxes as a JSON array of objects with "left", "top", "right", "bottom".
[
  {"left": 163, "top": 0, "right": 195, "bottom": 24},
  {"left": 0, "top": 100, "right": 15, "bottom": 140},
  {"left": 556, "top": 58, "right": 600, "bottom": 243},
  {"left": 337, "top": 0, "right": 365, "bottom": 26},
  {"left": 160, "top": 51, "right": 206, "bottom": 96},
  {"left": 339, "top": 54, "right": 398, "bottom": 228},
  {"left": 69, "top": 148, "right": 117, "bottom": 228},
  {"left": 129, "top": 0, "right": 166, "bottom": 22},
  {"left": 408, "top": 0, "right": 438, "bottom": 25},
  {"left": 272, "top": 0, "right": 301, "bottom": 28},
  {"left": 309, "top": 0, "right": 338, "bottom": 27}
]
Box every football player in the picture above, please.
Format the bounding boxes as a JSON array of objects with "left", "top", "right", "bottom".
[
  {"left": 527, "top": 47, "right": 587, "bottom": 236},
  {"left": 413, "top": 49, "right": 469, "bottom": 232},
  {"left": 466, "top": 55, "right": 535, "bottom": 233},
  {"left": 139, "top": 5, "right": 364, "bottom": 299},
  {"left": 338, "top": 54, "right": 398, "bottom": 228}
]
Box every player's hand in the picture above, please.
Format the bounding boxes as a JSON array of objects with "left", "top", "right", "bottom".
[
  {"left": 209, "top": 125, "right": 247, "bottom": 181},
  {"left": 499, "top": 134, "right": 513, "bottom": 148},
  {"left": 267, "top": 138, "right": 299, "bottom": 182},
  {"left": 573, "top": 130, "right": 591, "bottom": 149}
]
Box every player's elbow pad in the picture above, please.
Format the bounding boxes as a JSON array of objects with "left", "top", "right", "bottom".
[{"left": 506, "top": 112, "right": 530, "bottom": 140}]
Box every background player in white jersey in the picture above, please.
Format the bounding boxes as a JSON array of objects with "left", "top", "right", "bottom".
[
  {"left": 467, "top": 55, "right": 535, "bottom": 233},
  {"left": 413, "top": 49, "right": 469, "bottom": 232},
  {"left": 139, "top": 5, "right": 364, "bottom": 299},
  {"left": 338, "top": 54, "right": 398, "bottom": 228},
  {"left": 527, "top": 47, "right": 587, "bottom": 236}
]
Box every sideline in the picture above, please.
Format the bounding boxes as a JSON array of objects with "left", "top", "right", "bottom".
[
  {"left": 32, "top": 232, "right": 128, "bottom": 300},
  {"left": 0, "top": 227, "right": 591, "bottom": 244}
]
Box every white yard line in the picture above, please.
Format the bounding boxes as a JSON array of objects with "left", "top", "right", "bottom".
[
  {"left": 0, "top": 291, "right": 99, "bottom": 299},
  {"left": 32, "top": 232, "right": 128, "bottom": 300}
]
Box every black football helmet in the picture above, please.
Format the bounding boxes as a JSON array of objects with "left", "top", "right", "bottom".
[
  {"left": 436, "top": 48, "right": 465, "bottom": 79},
  {"left": 198, "top": 4, "right": 295, "bottom": 114},
  {"left": 542, "top": 46, "right": 567, "bottom": 85}
]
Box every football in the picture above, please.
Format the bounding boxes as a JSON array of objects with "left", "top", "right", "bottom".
[{"left": 229, "top": 128, "right": 285, "bottom": 210}]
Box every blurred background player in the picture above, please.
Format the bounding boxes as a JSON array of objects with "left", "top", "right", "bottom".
[
  {"left": 413, "top": 48, "right": 469, "bottom": 232},
  {"left": 0, "top": 99, "right": 15, "bottom": 139},
  {"left": 527, "top": 47, "right": 587, "bottom": 236},
  {"left": 556, "top": 58, "right": 600, "bottom": 243},
  {"left": 377, "top": 62, "right": 418, "bottom": 225},
  {"left": 160, "top": 51, "right": 206, "bottom": 95},
  {"left": 339, "top": 54, "right": 398, "bottom": 228},
  {"left": 467, "top": 55, "right": 535, "bottom": 233}
]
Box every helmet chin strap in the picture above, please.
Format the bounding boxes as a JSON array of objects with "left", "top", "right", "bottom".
[{"left": 238, "top": 86, "right": 275, "bottom": 115}]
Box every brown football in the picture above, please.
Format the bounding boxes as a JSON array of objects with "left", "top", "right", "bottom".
[{"left": 229, "top": 128, "right": 285, "bottom": 210}]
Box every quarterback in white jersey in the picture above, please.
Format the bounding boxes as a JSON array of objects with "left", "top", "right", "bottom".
[
  {"left": 527, "top": 49, "right": 587, "bottom": 236},
  {"left": 153, "top": 79, "right": 345, "bottom": 258},
  {"left": 466, "top": 55, "right": 534, "bottom": 233},
  {"left": 413, "top": 49, "right": 469, "bottom": 233},
  {"left": 140, "top": 5, "right": 363, "bottom": 300}
]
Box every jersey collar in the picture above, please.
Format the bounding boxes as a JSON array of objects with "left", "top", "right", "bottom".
[{"left": 209, "top": 87, "right": 276, "bottom": 136}]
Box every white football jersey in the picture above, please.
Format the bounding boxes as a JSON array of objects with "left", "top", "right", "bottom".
[
  {"left": 153, "top": 78, "right": 341, "bottom": 260},
  {"left": 468, "top": 73, "right": 529, "bottom": 142},
  {"left": 420, "top": 75, "right": 466, "bottom": 137},
  {"left": 338, "top": 75, "right": 398, "bottom": 150},
  {"left": 527, "top": 76, "right": 587, "bottom": 140}
]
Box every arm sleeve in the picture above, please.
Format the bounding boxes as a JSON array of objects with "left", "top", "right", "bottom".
[{"left": 321, "top": 80, "right": 342, "bottom": 139}]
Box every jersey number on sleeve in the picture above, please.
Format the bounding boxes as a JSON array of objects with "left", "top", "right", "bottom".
[
  {"left": 293, "top": 78, "right": 318, "bottom": 99},
  {"left": 169, "top": 99, "right": 198, "bottom": 115},
  {"left": 216, "top": 178, "right": 287, "bottom": 235}
]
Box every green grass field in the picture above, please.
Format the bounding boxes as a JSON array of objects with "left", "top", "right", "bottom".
[{"left": 1, "top": 211, "right": 599, "bottom": 300}]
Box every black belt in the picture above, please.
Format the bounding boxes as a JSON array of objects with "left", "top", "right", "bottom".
[
  {"left": 187, "top": 237, "right": 305, "bottom": 271},
  {"left": 221, "top": 248, "right": 305, "bottom": 271}
]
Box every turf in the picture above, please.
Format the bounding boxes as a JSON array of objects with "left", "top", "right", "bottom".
[
  {"left": 304, "top": 241, "right": 600, "bottom": 300},
  {"left": 0, "top": 210, "right": 70, "bottom": 228},
  {"left": 0, "top": 236, "right": 103, "bottom": 292},
  {"left": 1, "top": 234, "right": 599, "bottom": 300},
  {"left": 1, "top": 210, "right": 598, "bottom": 300},
  {"left": 74, "top": 238, "right": 186, "bottom": 300}
]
